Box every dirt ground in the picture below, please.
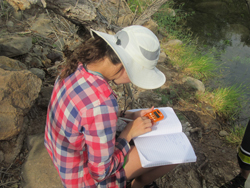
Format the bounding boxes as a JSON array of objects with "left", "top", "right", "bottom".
[{"left": 0, "top": 6, "right": 242, "bottom": 188}]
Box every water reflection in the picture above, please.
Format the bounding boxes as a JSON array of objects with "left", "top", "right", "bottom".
[{"left": 174, "top": 0, "right": 250, "bottom": 124}]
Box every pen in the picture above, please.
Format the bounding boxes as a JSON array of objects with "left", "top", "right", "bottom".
[{"left": 119, "top": 117, "right": 133, "bottom": 122}]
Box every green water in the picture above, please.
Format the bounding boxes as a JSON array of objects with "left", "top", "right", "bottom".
[{"left": 174, "top": 0, "right": 250, "bottom": 125}]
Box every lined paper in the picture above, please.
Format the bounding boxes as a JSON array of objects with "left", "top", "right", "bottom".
[{"left": 132, "top": 107, "right": 197, "bottom": 168}]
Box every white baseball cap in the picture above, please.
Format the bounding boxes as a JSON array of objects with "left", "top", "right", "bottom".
[{"left": 90, "top": 25, "right": 166, "bottom": 89}]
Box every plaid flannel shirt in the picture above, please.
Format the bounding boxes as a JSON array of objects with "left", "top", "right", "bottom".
[{"left": 44, "top": 64, "right": 130, "bottom": 188}]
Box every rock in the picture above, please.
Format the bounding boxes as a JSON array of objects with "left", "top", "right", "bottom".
[
  {"left": 46, "top": 51, "right": 63, "bottom": 64},
  {"left": 42, "top": 58, "right": 52, "bottom": 68},
  {"left": 6, "top": 20, "right": 14, "bottom": 27},
  {"left": 30, "top": 14, "right": 53, "bottom": 36},
  {"left": 0, "top": 56, "right": 27, "bottom": 70},
  {"left": 2, "top": 117, "right": 29, "bottom": 163},
  {"left": 24, "top": 53, "right": 33, "bottom": 67},
  {"left": 21, "top": 134, "right": 64, "bottom": 188},
  {"left": 219, "top": 130, "right": 229, "bottom": 137},
  {"left": 182, "top": 76, "right": 205, "bottom": 93},
  {"left": 182, "top": 122, "right": 191, "bottom": 130},
  {"left": 185, "top": 132, "right": 190, "bottom": 137},
  {"left": 165, "top": 8, "right": 176, "bottom": 17},
  {"left": 143, "top": 19, "right": 158, "bottom": 35},
  {"left": 29, "top": 68, "right": 45, "bottom": 80},
  {"left": 0, "top": 68, "right": 42, "bottom": 140},
  {"left": 32, "top": 45, "right": 43, "bottom": 56},
  {"left": 158, "top": 52, "right": 167, "bottom": 63},
  {"left": 0, "top": 36, "right": 33, "bottom": 57},
  {"left": 221, "top": 24, "right": 250, "bottom": 41},
  {"left": 42, "top": 47, "right": 50, "bottom": 56},
  {"left": 37, "top": 86, "right": 54, "bottom": 108},
  {"left": 163, "top": 39, "right": 183, "bottom": 48},
  {"left": 13, "top": 10, "right": 23, "bottom": 20},
  {"left": 30, "top": 56, "right": 44, "bottom": 68}
]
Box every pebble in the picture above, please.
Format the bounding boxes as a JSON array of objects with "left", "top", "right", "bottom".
[
  {"left": 219, "top": 130, "right": 229, "bottom": 137},
  {"left": 6, "top": 21, "right": 14, "bottom": 27}
]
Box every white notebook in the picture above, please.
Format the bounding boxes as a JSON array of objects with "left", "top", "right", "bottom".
[{"left": 131, "top": 107, "right": 197, "bottom": 168}]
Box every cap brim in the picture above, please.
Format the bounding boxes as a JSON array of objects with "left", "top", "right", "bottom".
[{"left": 90, "top": 30, "right": 166, "bottom": 89}]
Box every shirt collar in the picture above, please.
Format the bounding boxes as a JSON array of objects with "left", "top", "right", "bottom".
[{"left": 78, "top": 64, "right": 115, "bottom": 98}]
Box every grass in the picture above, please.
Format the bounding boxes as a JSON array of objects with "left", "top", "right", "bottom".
[
  {"left": 129, "top": 0, "right": 247, "bottom": 132},
  {"left": 163, "top": 43, "right": 216, "bottom": 81},
  {"left": 196, "top": 85, "right": 246, "bottom": 120},
  {"left": 226, "top": 124, "right": 247, "bottom": 145},
  {"left": 152, "top": 1, "right": 216, "bottom": 81},
  {"left": 152, "top": 1, "right": 247, "bottom": 122}
]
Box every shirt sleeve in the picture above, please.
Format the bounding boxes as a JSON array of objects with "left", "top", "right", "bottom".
[{"left": 81, "top": 104, "right": 130, "bottom": 182}]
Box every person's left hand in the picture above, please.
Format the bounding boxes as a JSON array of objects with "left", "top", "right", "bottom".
[{"left": 133, "top": 106, "right": 154, "bottom": 119}]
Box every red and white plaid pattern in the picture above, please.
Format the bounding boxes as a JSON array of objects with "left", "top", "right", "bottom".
[{"left": 44, "top": 64, "right": 130, "bottom": 188}]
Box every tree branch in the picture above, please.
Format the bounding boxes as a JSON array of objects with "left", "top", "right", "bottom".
[{"left": 133, "top": 0, "right": 169, "bottom": 25}]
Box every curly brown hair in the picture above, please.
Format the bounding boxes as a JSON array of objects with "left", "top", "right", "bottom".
[{"left": 60, "top": 35, "right": 121, "bottom": 81}]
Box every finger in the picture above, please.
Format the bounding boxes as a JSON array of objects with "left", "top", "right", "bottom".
[
  {"left": 141, "top": 106, "right": 154, "bottom": 116},
  {"left": 143, "top": 119, "right": 153, "bottom": 127},
  {"left": 141, "top": 116, "right": 148, "bottom": 120},
  {"left": 146, "top": 106, "right": 154, "bottom": 113},
  {"left": 144, "top": 127, "right": 152, "bottom": 133}
]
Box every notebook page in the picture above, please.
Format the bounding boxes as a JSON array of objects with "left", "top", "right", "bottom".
[
  {"left": 130, "top": 107, "right": 182, "bottom": 138},
  {"left": 134, "top": 132, "right": 197, "bottom": 168}
]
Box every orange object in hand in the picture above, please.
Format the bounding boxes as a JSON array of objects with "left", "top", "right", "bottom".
[{"left": 144, "top": 109, "right": 164, "bottom": 123}]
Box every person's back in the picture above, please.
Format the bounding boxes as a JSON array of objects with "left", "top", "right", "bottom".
[{"left": 45, "top": 64, "right": 125, "bottom": 187}]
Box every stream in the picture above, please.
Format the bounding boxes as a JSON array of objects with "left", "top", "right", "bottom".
[{"left": 174, "top": 0, "right": 250, "bottom": 126}]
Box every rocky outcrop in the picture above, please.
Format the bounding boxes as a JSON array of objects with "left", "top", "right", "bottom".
[
  {"left": 0, "top": 57, "right": 42, "bottom": 163},
  {"left": 0, "top": 68, "right": 42, "bottom": 140}
]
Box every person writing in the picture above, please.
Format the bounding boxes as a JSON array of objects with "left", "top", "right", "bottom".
[{"left": 44, "top": 25, "right": 176, "bottom": 188}]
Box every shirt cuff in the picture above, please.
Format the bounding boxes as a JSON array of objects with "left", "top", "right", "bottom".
[{"left": 115, "top": 138, "right": 130, "bottom": 156}]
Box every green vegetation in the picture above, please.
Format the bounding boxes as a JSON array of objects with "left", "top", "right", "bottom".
[
  {"left": 153, "top": 2, "right": 194, "bottom": 41},
  {"left": 127, "top": 0, "right": 154, "bottom": 13},
  {"left": 0, "top": 0, "right": 11, "bottom": 19},
  {"left": 196, "top": 85, "right": 245, "bottom": 119},
  {"left": 154, "top": 88, "right": 173, "bottom": 106},
  {"left": 163, "top": 44, "right": 216, "bottom": 80},
  {"left": 128, "top": 0, "right": 248, "bottom": 130},
  {"left": 152, "top": 2, "right": 216, "bottom": 80},
  {"left": 226, "top": 124, "right": 247, "bottom": 145}
]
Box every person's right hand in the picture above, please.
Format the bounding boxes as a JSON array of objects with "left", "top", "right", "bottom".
[{"left": 118, "top": 116, "right": 153, "bottom": 142}]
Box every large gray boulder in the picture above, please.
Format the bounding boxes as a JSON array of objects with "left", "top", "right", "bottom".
[{"left": 0, "top": 36, "right": 32, "bottom": 57}]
